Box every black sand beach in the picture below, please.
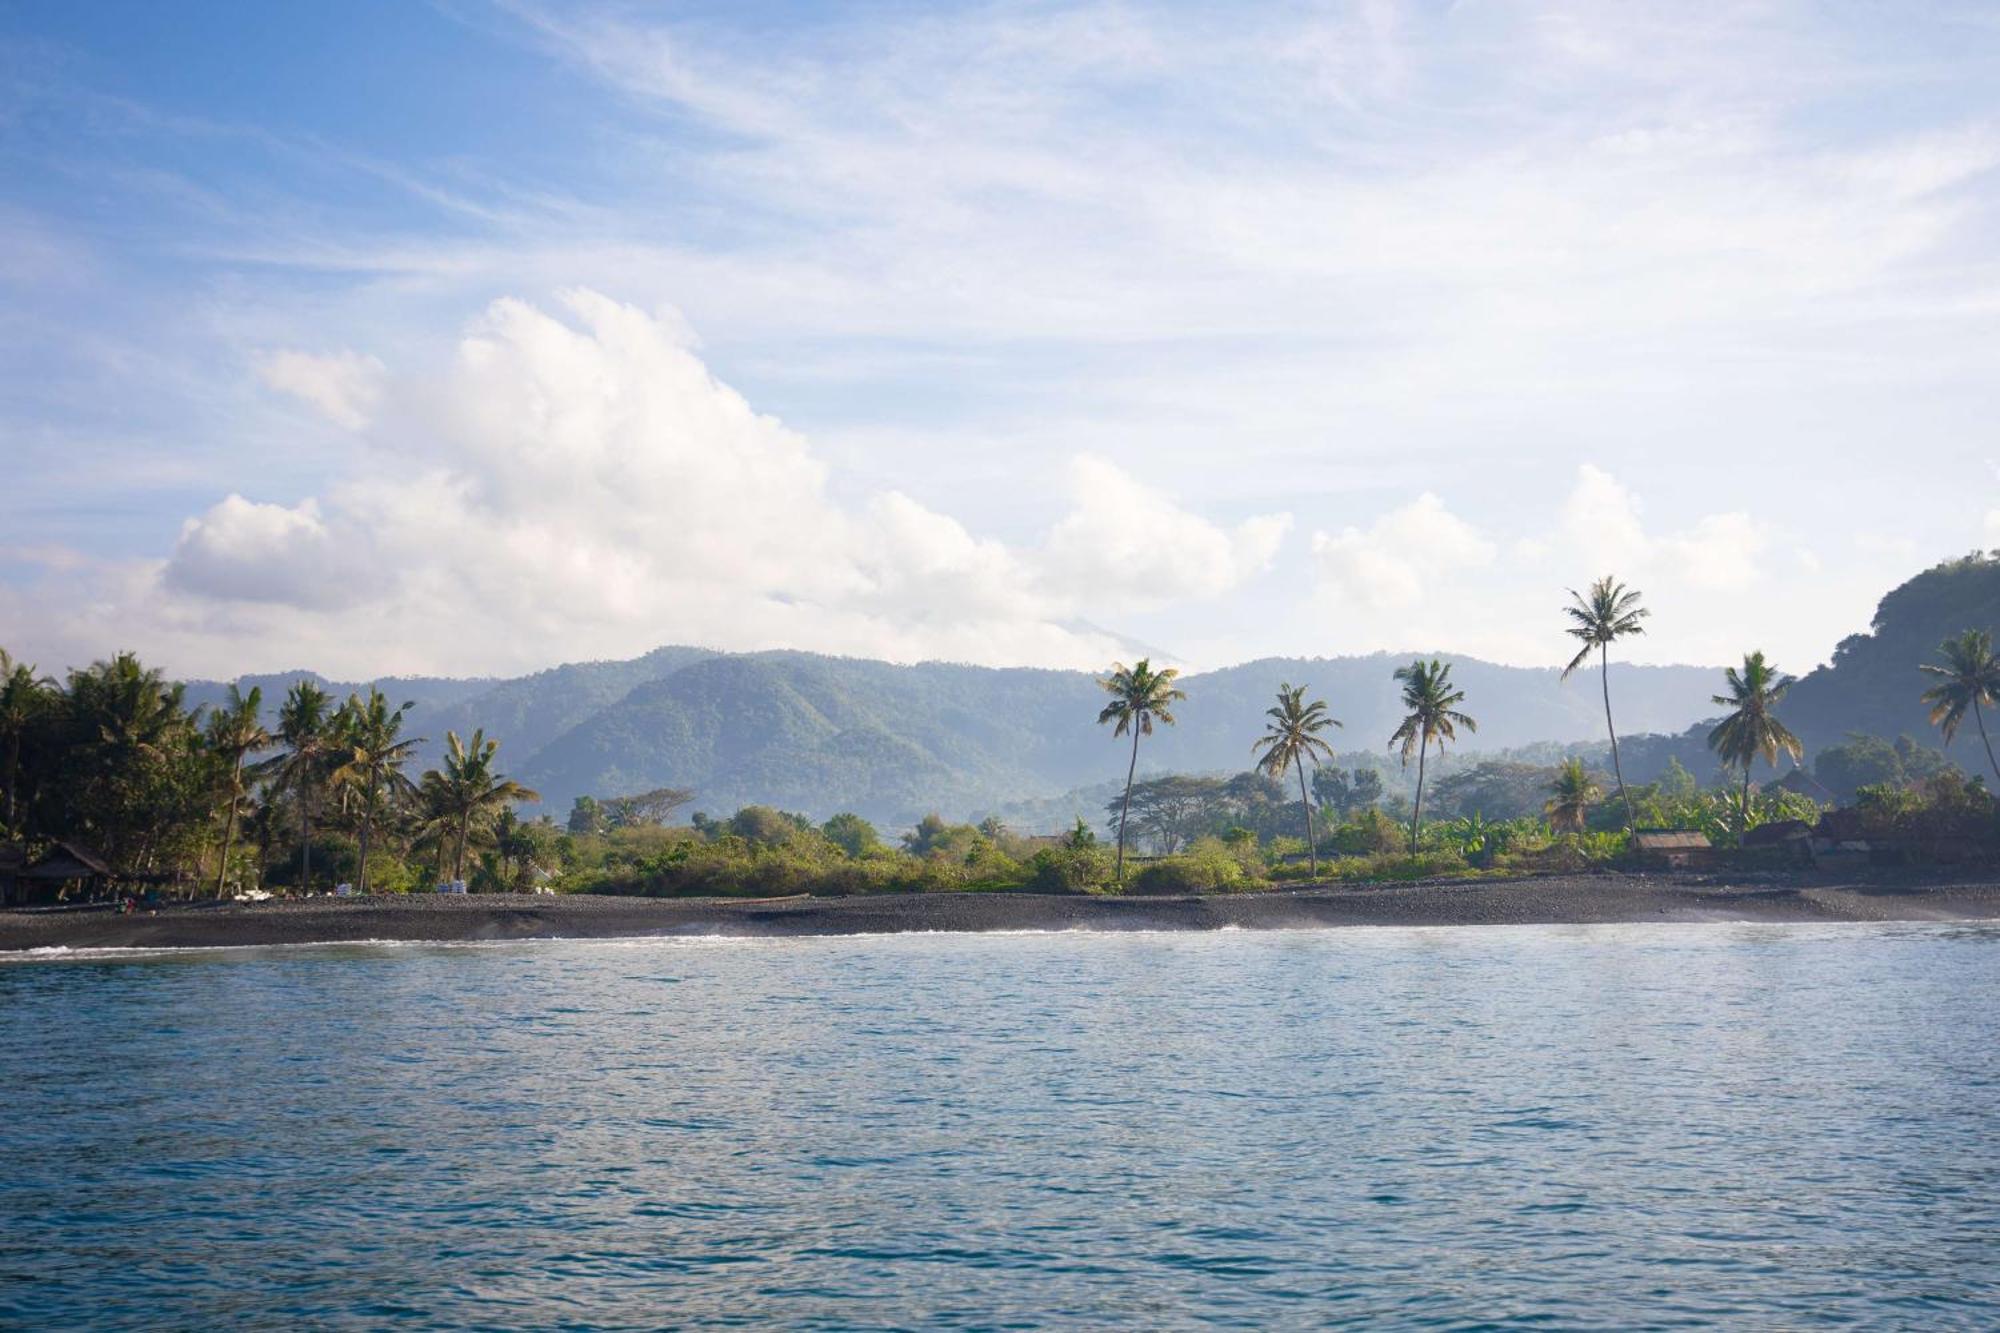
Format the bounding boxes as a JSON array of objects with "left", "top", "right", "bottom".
[{"left": 6, "top": 871, "right": 2000, "bottom": 951}]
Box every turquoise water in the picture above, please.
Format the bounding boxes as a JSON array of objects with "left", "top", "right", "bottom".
[{"left": 4, "top": 923, "right": 1998, "bottom": 1329}]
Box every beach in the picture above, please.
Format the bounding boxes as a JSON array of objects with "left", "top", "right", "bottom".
[{"left": 7, "top": 870, "right": 2000, "bottom": 951}]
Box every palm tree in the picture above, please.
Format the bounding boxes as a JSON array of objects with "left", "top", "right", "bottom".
[
  {"left": 72, "top": 652, "right": 188, "bottom": 766},
  {"left": 204, "top": 685, "right": 270, "bottom": 898},
  {"left": 418, "top": 729, "right": 540, "bottom": 884},
  {"left": 1388, "top": 659, "right": 1477, "bottom": 855},
  {"left": 1707, "top": 651, "right": 1803, "bottom": 831},
  {"left": 1097, "top": 659, "right": 1186, "bottom": 884},
  {"left": 1545, "top": 757, "right": 1602, "bottom": 834},
  {"left": 1561, "top": 576, "right": 1648, "bottom": 830},
  {"left": 329, "top": 689, "right": 422, "bottom": 895},
  {"left": 65, "top": 653, "right": 194, "bottom": 869},
  {"left": 1919, "top": 629, "right": 2000, "bottom": 786},
  {"left": 0, "top": 649, "right": 54, "bottom": 833},
  {"left": 252, "top": 681, "right": 335, "bottom": 893},
  {"left": 1251, "top": 683, "right": 1341, "bottom": 877}
]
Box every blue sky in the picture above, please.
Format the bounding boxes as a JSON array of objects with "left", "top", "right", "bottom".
[{"left": 3, "top": 1, "right": 1999, "bottom": 679}]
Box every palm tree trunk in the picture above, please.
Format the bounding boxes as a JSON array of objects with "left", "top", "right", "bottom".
[
  {"left": 1297, "top": 761, "right": 1317, "bottom": 877},
  {"left": 455, "top": 817, "right": 469, "bottom": 885},
  {"left": 299, "top": 783, "right": 312, "bottom": 895},
  {"left": 1975, "top": 700, "right": 2000, "bottom": 788},
  {"left": 4, "top": 730, "right": 19, "bottom": 830},
  {"left": 358, "top": 810, "right": 372, "bottom": 895},
  {"left": 1410, "top": 735, "right": 1429, "bottom": 856},
  {"left": 1602, "top": 644, "right": 1635, "bottom": 831},
  {"left": 214, "top": 754, "right": 242, "bottom": 899},
  {"left": 1115, "top": 728, "right": 1140, "bottom": 884},
  {"left": 1740, "top": 763, "right": 1752, "bottom": 835}
]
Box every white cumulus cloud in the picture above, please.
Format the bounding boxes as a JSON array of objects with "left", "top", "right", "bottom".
[
  {"left": 256, "top": 349, "right": 387, "bottom": 430},
  {"left": 52, "top": 292, "right": 1290, "bottom": 677}
]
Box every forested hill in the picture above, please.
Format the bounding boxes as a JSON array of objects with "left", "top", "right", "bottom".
[
  {"left": 1781, "top": 554, "right": 2000, "bottom": 755},
  {"left": 187, "top": 646, "right": 1720, "bottom": 827},
  {"left": 175, "top": 556, "right": 2000, "bottom": 825}
]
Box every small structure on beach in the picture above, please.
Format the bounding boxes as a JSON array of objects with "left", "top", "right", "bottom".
[
  {"left": 1742, "top": 819, "right": 1814, "bottom": 865},
  {"left": 0, "top": 844, "right": 27, "bottom": 907},
  {"left": 15, "top": 841, "right": 116, "bottom": 904},
  {"left": 1632, "top": 829, "right": 1713, "bottom": 869}
]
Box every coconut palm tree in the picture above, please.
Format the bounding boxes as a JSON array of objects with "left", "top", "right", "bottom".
[
  {"left": 1389, "top": 659, "right": 1477, "bottom": 855},
  {"left": 1707, "top": 651, "right": 1803, "bottom": 831},
  {"left": 252, "top": 681, "right": 335, "bottom": 893},
  {"left": 1919, "top": 629, "right": 2000, "bottom": 786},
  {"left": 329, "top": 689, "right": 422, "bottom": 894},
  {"left": 0, "top": 649, "right": 55, "bottom": 833},
  {"left": 418, "top": 729, "right": 540, "bottom": 884},
  {"left": 64, "top": 653, "right": 195, "bottom": 869},
  {"left": 1561, "top": 576, "right": 1648, "bottom": 830},
  {"left": 204, "top": 685, "right": 270, "bottom": 898},
  {"left": 1251, "top": 683, "right": 1341, "bottom": 877},
  {"left": 1545, "top": 757, "right": 1602, "bottom": 834},
  {"left": 1097, "top": 659, "right": 1186, "bottom": 884}
]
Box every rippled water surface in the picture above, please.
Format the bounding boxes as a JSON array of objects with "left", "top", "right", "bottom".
[{"left": 4, "top": 923, "right": 1999, "bottom": 1329}]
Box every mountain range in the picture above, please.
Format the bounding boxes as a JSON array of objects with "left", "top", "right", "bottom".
[{"left": 182, "top": 555, "right": 2000, "bottom": 828}]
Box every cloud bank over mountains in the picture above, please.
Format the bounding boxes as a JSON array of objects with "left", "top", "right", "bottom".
[
  {"left": 6, "top": 287, "right": 1806, "bottom": 681},
  {"left": 33, "top": 291, "right": 1281, "bottom": 677},
  {"left": 2, "top": 2, "right": 1996, "bottom": 679}
]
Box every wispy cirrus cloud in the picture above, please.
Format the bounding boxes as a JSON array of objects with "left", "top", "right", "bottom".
[{"left": 2, "top": 1, "right": 1998, "bottom": 677}]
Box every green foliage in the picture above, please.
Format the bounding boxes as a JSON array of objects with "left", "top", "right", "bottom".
[
  {"left": 1027, "top": 845, "right": 1112, "bottom": 893},
  {"left": 821, "top": 811, "right": 882, "bottom": 857},
  {"left": 1127, "top": 837, "right": 1249, "bottom": 895},
  {"left": 1330, "top": 807, "right": 1404, "bottom": 855},
  {"left": 1852, "top": 771, "right": 1999, "bottom": 850},
  {"left": 1311, "top": 764, "right": 1385, "bottom": 819},
  {"left": 1327, "top": 850, "right": 1472, "bottom": 882},
  {"left": 1431, "top": 761, "right": 1564, "bottom": 822},
  {"left": 1811, "top": 734, "right": 1957, "bottom": 804},
  {"left": 728, "top": 805, "right": 805, "bottom": 847},
  {"left": 1544, "top": 758, "right": 1602, "bottom": 833},
  {"left": 567, "top": 795, "right": 606, "bottom": 835}
]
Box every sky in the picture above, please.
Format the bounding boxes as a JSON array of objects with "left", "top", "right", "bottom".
[{"left": 2, "top": 0, "right": 1998, "bottom": 681}]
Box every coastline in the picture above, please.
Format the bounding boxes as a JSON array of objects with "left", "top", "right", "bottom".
[{"left": 6, "top": 870, "right": 2000, "bottom": 952}]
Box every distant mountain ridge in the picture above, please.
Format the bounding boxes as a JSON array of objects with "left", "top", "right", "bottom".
[
  {"left": 173, "top": 556, "right": 2000, "bottom": 827},
  {"left": 185, "top": 645, "right": 1723, "bottom": 828}
]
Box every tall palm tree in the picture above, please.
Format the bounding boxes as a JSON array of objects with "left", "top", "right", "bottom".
[
  {"left": 204, "top": 685, "right": 270, "bottom": 898},
  {"left": 418, "top": 729, "right": 540, "bottom": 884},
  {"left": 329, "top": 689, "right": 422, "bottom": 895},
  {"left": 1545, "top": 757, "right": 1602, "bottom": 834},
  {"left": 1389, "top": 659, "right": 1477, "bottom": 855},
  {"left": 1561, "top": 576, "right": 1648, "bottom": 830},
  {"left": 1919, "top": 629, "right": 2000, "bottom": 786},
  {"left": 1251, "top": 683, "right": 1341, "bottom": 876},
  {"left": 1707, "top": 651, "right": 1803, "bottom": 831},
  {"left": 0, "top": 649, "right": 54, "bottom": 833},
  {"left": 1097, "top": 659, "right": 1186, "bottom": 884},
  {"left": 252, "top": 681, "right": 335, "bottom": 893},
  {"left": 72, "top": 652, "right": 188, "bottom": 766}
]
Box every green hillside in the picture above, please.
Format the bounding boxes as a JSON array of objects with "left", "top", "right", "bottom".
[{"left": 181, "top": 555, "right": 2000, "bottom": 829}]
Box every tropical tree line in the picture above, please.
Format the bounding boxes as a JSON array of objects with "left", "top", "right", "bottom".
[
  {"left": 0, "top": 651, "right": 540, "bottom": 897},
  {"left": 1092, "top": 576, "right": 2000, "bottom": 884}
]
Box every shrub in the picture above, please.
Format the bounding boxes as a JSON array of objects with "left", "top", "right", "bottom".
[
  {"left": 1128, "top": 837, "right": 1249, "bottom": 895},
  {"left": 1328, "top": 850, "right": 1470, "bottom": 883},
  {"left": 821, "top": 812, "right": 882, "bottom": 857},
  {"left": 1027, "top": 845, "right": 1112, "bottom": 894},
  {"left": 1331, "top": 808, "right": 1402, "bottom": 855}
]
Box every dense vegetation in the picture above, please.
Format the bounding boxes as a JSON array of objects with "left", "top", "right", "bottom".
[
  {"left": 12, "top": 553, "right": 2000, "bottom": 901},
  {"left": 182, "top": 649, "right": 1723, "bottom": 826}
]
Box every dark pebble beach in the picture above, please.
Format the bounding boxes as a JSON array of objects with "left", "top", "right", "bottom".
[{"left": 7, "top": 870, "right": 2000, "bottom": 951}]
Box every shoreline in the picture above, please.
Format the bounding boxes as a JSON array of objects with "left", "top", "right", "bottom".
[{"left": 6, "top": 870, "right": 2000, "bottom": 952}]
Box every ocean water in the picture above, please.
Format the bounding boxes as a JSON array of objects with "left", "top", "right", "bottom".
[{"left": 3, "top": 923, "right": 1998, "bottom": 1330}]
